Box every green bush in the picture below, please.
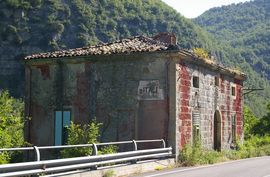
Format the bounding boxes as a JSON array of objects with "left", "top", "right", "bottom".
[
  {"left": 0, "top": 152, "right": 10, "bottom": 164},
  {"left": 60, "top": 120, "right": 119, "bottom": 159},
  {"left": 236, "top": 135, "right": 270, "bottom": 158},
  {"left": 61, "top": 120, "right": 102, "bottom": 158},
  {"left": 179, "top": 135, "right": 270, "bottom": 167},
  {"left": 99, "top": 145, "right": 118, "bottom": 155},
  {"left": 179, "top": 141, "right": 226, "bottom": 166},
  {"left": 0, "top": 90, "right": 25, "bottom": 164}
]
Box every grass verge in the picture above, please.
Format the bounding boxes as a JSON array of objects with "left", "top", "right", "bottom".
[{"left": 179, "top": 135, "right": 270, "bottom": 166}]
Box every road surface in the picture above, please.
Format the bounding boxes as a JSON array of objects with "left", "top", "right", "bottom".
[{"left": 134, "top": 156, "right": 270, "bottom": 177}]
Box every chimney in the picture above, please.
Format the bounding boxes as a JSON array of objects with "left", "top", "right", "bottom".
[{"left": 153, "top": 32, "right": 177, "bottom": 45}]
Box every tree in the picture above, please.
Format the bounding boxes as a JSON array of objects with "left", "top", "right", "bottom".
[
  {"left": 252, "top": 103, "right": 270, "bottom": 136},
  {"left": 0, "top": 90, "right": 25, "bottom": 164},
  {"left": 244, "top": 106, "right": 258, "bottom": 138}
]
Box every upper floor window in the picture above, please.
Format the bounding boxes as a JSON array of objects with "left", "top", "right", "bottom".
[
  {"left": 193, "top": 76, "right": 199, "bottom": 88},
  {"left": 215, "top": 76, "right": 219, "bottom": 86},
  {"left": 231, "top": 86, "right": 236, "bottom": 97}
]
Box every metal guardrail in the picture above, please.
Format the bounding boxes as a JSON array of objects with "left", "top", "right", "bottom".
[{"left": 0, "top": 139, "right": 171, "bottom": 177}]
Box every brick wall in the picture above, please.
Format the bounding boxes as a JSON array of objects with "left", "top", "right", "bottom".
[{"left": 176, "top": 61, "right": 244, "bottom": 150}]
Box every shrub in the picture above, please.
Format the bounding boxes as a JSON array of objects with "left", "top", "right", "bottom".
[
  {"left": 178, "top": 140, "right": 224, "bottom": 166},
  {"left": 0, "top": 90, "right": 25, "bottom": 164},
  {"left": 61, "top": 120, "right": 102, "bottom": 158},
  {"left": 236, "top": 135, "right": 270, "bottom": 158},
  {"left": 0, "top": 152, "right": 10, "bottom": 164},
  {"left": 179, "top": 142, "right": 231, "bottom": 166},
  {"left": 99, "top": 145, "right": 118, "bottom": 155}
]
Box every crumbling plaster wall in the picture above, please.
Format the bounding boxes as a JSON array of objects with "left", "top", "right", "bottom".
[
  {"left": 176, "top": 60, "right": 244, "bottom": 150},
  {"left": 25, "top": 53, "right": 172, "bottom": 146}
]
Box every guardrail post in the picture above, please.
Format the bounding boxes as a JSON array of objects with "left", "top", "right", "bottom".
[
  {"left": 33, "top": 146, "right": 40, "bottom": 161},
  {"left": 91, "top": 143, "right": 98, "bottom": 170},
  {"left": 92, "top": 143, "right": 98, "bottom": 156},
  {"left": 131, "top": 140, "right": 137, "bottom": 164},
  {"left": 132, "top": 140, "right": 137, "bottom": 151},
  {"left": 161, "top": 139, "right": 166, "bottom": 148}
]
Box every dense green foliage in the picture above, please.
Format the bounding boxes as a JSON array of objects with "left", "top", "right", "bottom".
[
  {"left": 246, "top": 103, "right": 270, "bottom": 137},
  {"left": 0, "top": 91, "right": 24, "bottom": 164},
  {"left": 0, "top": 0, "right": 214, "bottom": 98},
  {"left": 0, "top": 0, "right": 214, "bottom": 49},
  {"left": 243, "top": 106, "right": 258, "bottom": 138},
  {"left": 179, "top": 136, "right": 270, "bottom": 166},
  {"left": 195, "top": 0, "right": 270, "bottom": 116},
  {"left": 195, "top": 0, "right": 270, "bottom": 75},
  {"left": 61, "top": 120, "right": 117, "bottom": 158},
  {"left": 61, "top": 120, "right": 102, "bottom": 158}
]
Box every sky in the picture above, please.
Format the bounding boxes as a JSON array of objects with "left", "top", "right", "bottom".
[{"left": 162, "top": 0, "right": 251, "bottom": 18}]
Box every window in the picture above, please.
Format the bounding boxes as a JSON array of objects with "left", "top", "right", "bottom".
[
  {"left": 215, "top": 76, "right": 219, "bottom": 86},
  {"left": 232, "top": 115, "right": 236, "bottom": 143},
  {"left": 231, "top": 86, "right": 236, "bottom": 97},
  {"left": 55, "top": 110, "right": 71, "bottom": 145},
  {"left": 193, "top": 76, "right": 199, "bottom": 88}
]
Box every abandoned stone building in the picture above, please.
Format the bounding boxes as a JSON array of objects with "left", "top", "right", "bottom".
[{"left": 24, "top": 33, "right": 246, "bottom": 155}]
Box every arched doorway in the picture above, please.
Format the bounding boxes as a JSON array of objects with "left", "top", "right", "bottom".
[{"left": 214, "top": 110, "right": 222, "bottom": 151}]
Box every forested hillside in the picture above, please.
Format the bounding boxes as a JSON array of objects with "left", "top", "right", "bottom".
[
  {"left": 195, "top": 0, "right": 270, "bottom": 116},
  {"left": 0, "top": 0, "right": 269, "bottom": 116},
  {"left": 0, "top": 0, "right": 213, "bottom": 97}
]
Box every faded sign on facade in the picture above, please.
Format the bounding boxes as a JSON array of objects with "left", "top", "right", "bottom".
[{"left": 137, "top": 80, "right": 164, "bottom": 100}]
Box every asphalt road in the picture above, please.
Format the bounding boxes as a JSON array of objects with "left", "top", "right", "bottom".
[{"left": 134, "top": 156, "right": 270, "bottom": 177}]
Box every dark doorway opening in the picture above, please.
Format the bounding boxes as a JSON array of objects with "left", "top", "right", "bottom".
[{"left": 214, "top": 110, "right": 222, "bottom": 151}]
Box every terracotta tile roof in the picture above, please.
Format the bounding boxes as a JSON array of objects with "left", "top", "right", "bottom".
[
  {"left": 24, "top": 36, "right": 172, "bottom": 60},
  {"left": 24, "top": 33, "right": 245, "bottom": 80}
]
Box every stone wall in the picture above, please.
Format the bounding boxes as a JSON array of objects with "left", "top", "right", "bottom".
[
  {"left": 176, "top": 60, "right": 244, "bottom": 150},
  {"left": 25, "top": 53, "right": 171, "bottom": 147}
]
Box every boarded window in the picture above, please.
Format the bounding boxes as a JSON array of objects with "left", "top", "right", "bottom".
[
  {"left": 232, "top": 115, "right": 236, "bottom": 143},
  {"left": 215, "top": 76, "right": 219, "bottom": 86},
  {"left": 192, "top": 112, "right": 200, "bottom": 126},
  {"left": 193, "top": 76, "right": 199, "bottom": 88},
  {"left": 192, "top": 112, "right": 200, "bottom": 143},
  {"left": 55, "top": 110, "right": 71, "bottom": 145}
]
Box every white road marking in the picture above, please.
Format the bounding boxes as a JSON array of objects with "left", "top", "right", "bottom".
[
  {"left": 145, "top": 166, "right": 207, "bottom": 177},
  {"left": 143, "top": 156, "right": 270, "bottom": 177}
]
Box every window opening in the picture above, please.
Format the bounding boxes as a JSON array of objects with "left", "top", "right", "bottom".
[
  {"left": 193, "top": 76, "right": 199, "bottom": 88},
  {"left": 231, "top": 86, "right": 236, "bottom": 96},
  {"left": 215, "top": 76, "right": 219, "bottom": 86}
]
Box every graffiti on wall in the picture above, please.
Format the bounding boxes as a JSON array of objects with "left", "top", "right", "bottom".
[{"left": 137, "top": 80, "right": 164, "bottom": 100}]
